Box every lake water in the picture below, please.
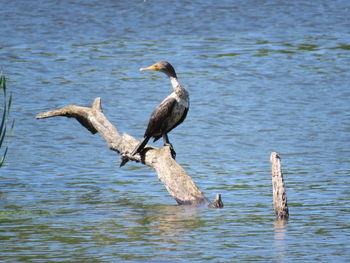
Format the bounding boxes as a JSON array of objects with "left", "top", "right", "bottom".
[{"left": 1, "top": 0, "right": 350, "bottom": 262}]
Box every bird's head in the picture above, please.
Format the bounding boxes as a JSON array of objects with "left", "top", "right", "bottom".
[{"left": 140, "top": 61, "right": 177, "bottom": 78}]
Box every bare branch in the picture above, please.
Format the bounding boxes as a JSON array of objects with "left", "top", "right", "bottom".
[{"left": 36, "top": 98, "right": 220, "bottom": 207}]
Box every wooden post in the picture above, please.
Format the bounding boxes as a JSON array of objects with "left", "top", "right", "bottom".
[
  {"left": 36, "top": 98, "right": 223, "bottom": 208},
  {"left": 270, "top": 152, "right": 289, "bottom": 220}
]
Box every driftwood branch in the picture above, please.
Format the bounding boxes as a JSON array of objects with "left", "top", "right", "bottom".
[
  {"left": 270, "top": 152, "right": 289, "bottom": 220},
  {"left": 36, "top": 98, "right": 223, "bottom": 208}
]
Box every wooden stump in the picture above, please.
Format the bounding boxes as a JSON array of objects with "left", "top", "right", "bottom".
[{"left": 270, "top": 152, "right": 289, "bottom": 220}]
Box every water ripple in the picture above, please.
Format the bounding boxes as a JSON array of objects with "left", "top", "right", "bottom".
[{"left": 1, "top": 0, "right": 350, "bottom": 262}]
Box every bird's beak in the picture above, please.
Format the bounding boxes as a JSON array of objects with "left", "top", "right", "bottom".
[{"left": 140, "top": 64, "right": 160, "bottom": 71}]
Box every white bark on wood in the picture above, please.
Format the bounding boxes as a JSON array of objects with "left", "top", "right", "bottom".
[
  {"left": 270, "top": 152, "right": 289, "bottom": 220},
  {"left": 36, "top": 98, "right": 223, "bottom": 207}
]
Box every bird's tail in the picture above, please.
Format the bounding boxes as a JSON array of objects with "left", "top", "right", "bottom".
[{"left": 131, "top": 136, "right": 150, "bottom": 156}]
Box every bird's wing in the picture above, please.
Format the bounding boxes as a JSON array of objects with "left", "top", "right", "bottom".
[
  {"left": 167, "top": 106, "right": 189, "bottom": 133},
  {"left": 144, "top": 96, "right": 177, "bottom": 138}
]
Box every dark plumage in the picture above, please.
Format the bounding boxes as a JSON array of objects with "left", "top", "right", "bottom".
[{"left": 131, "top": 61, "right": 189, "bottom": 156}]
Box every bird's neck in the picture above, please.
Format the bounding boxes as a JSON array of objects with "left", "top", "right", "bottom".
[
  {"left": 169, "top": 76, "right": 188, "bottom": 99},
  {"left": 170, "top": 76, "right": 181, "bottom": 90}
]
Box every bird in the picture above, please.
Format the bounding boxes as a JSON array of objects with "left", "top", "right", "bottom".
[{"left": 131, "top": 61, "right": 189, "bottom": 158}]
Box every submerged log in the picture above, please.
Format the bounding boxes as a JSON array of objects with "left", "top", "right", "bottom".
[
  {"left": 270, "top": 152, "right": 289, "bottom": 220},
  {"left": 36, "top": 97, "right": 223, "bottom": 208}
]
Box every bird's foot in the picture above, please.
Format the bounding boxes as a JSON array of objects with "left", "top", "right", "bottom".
[{"left": 164, "top": 143, "right": 176, "bottom": 159}]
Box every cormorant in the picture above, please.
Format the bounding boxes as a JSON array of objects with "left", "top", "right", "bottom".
[{"left": 131, "top": 61, "right": 189, "bottom": 157}]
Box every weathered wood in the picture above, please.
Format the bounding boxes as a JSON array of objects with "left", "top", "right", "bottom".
[
  {"left": 270, "top": 152, "right": 289, "bottom": 220},
  {"left": 36, "top": 98, "right": 222, "bottom": 207}
]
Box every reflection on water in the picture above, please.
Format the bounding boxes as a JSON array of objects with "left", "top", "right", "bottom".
[
  {"left": 1, "top": 0, "right": 350, "bottom": 262},
  {"left": 274, "top": 220, "right": 288, "bottom": 262}
]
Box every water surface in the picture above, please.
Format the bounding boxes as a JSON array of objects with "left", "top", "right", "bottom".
[{"left": 1, "top": 0, "right": 350, "bottom": 262}]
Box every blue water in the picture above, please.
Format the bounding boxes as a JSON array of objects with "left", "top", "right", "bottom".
[{"left": 1, "top": 0, "right": 350, "bottom": 262}]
